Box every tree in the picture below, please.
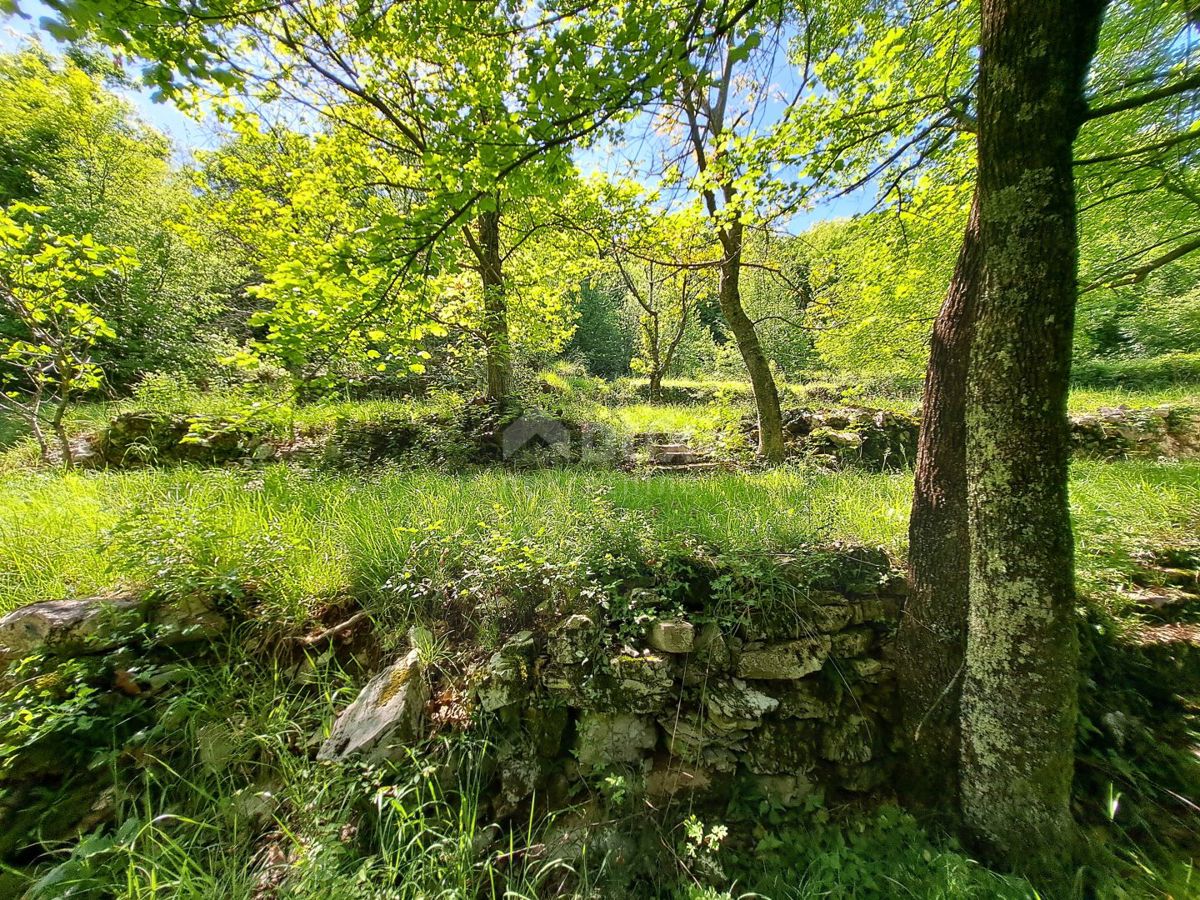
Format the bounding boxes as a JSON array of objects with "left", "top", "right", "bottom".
[
  {"left": 612, "top": 215, "right": 714, "bottom": 401},
  {"left": 38, "top": 0, "right": 733, "bottom": 405},
  {"left": 0, "top": 48, "right": 242, "bottom": 387},
  {"left": 895, "top": 191, "right": 979, "bottom": 810},
  {"left": 958, "top": 0, "right": 1106, "bottom": 877},
  {"left": 668, "top": 24, "right": 790, "bottom": 461},
  {"left": 0, "top": 203, "right": 135, "bottom": 464}
]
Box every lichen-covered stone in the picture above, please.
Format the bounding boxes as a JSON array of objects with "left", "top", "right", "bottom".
[
  {"left": 0, "top": 596, "right": 140, "bottom": 661},
  {"left": 98, "top": 411, "right": 264, "bottom": 467},
  {"left": 149, "top": 595, "right": 228, "bottom": 646},
  {"left": 851, "top": 657, "right": 887, "bottom": 680},
  {"left": 745, "top": 720, "right": 819, "bottom": 774},
  {"left": 527, "top": 703, "right": 570, "bottom": 759},
  {"left": 681, "top": 624, "right": 731, "bottom": 686},
  {"left": 546, "top": 648, "right": 675, "bottom": 713},
  {"left": 740, "top": 596, "right": 854, "bottom": 641},
  {"left": 837, "top": 763, "right": 888, "bottom": 792},
  {"left": 318, "top": 648, "right": 429, "bottom": 761},
  {"left": 769, "top": 681, "right": 836, "bottom": 719},
  {"left": 647, "top": 620, "right": 694, "bottom": 654},
  {"left": 736, "top": 636, "right": 831, "bottom": 680},
  {"left": 848, "top": 597, "right": 900, "bottom": 626},
  {"left": 645, "top": 759, "right": 713, "bottom": 797},
  {"left": 830, "top": 628, "right": 874, "bottom": 658},
  {"left": 476, "top": 631, "right": 535, "bottom": 712},
  {"left": 574, "top": 712, "right": 656, "bottom": 772},
  {"left": 820, "top": 715, "right": 875, "bottom": 764},
  {"left": 548, "top": 614, "right": 598, "bottom": 667},
  {"left": 704, "top": 678, "right": 778, "bottom": 727},
  {"left": 495, "top": 752, "right": 544, "bottom": 816},
  {"left": 660, "top": 713, "right": 744, "bottom": 773}
]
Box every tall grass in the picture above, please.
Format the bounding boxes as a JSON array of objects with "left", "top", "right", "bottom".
[{"left": 2, "top": 461, "right": 1195, "bottom": 618}]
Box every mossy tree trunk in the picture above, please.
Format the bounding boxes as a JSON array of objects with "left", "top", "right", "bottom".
[
  {"left": 960, "top": 0, "right": 1106, "bottom": 879},
  {"left": 718, "top": 218, "right": 785, "bottom": 463},
  {"left": 897, "top": 191, "right": 980, "bottom": 813},
  {"left": 475, "top": 205, "right": 511, "bottom": 406}
]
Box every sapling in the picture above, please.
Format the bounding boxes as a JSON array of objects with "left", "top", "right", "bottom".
[{"left": 0, "top": 203, "right": 136, "bottom": 465}]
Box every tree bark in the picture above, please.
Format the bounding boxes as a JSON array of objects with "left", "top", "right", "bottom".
[
  {"left": 719, "top": 220, "right": 785, "bottom": 462},
  {"left": 960, "top": 0, "right": 1106, "bottom": 879},
  {"left": 648, "top": 370, "right": 663, "bottom": 403},
  {"left": 476, "top": 206, "right": 511, "bottom": 406},
  {"left": 896, "top": 191, "right": 980, "bottom": 814}
]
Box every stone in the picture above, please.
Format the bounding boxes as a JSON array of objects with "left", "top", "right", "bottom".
[
  {"left": 736, "top": 636, "right": 831, "bottom": 680},
  {"left": 745, "top": 720, "right": 819, "bottom": 774},
  {"left": 830, "top": 628, "right": 874, "bottom": 658},
  {"left": 838, "top": 764, "right": 888, "bottom": 792},
  {"left": 660, "top": 714, "right": 742, "bottom": 773},
  {"left": 740, "top": 596, "right": 852, "bottom": 640},
  {"left": 527, "top": 703, "right": 570, "bottom": 759},
  {"left": 495, "top": 752, "right": 544, "bottom": 816},
  {"left": 150, "top": 595, "right": 228, "bottom": 645},
  {"left": 574, "top": 712, "right": 656, "bottom": 773},
  {"left": 548, "top": 614, "right": 598, "bottom": 667},
  {"left": 647, "top": 620, "right": 694, "bottom": 654},
  {"left": 318, "top": 648, "right": 430, "bottom": 761},
  {"left": 704, "top": 678, "right": 778, "bottom": 726},
  {"left": 823, "top": 428, "right": 863, "bottom": 449},
  {"left": 476, "top": 631, "right": 535, "bottom": 712},
  {"left": 682, "top": 624, "right": 731, "bottom": 685},
  {"left": 99, "top": 411, "right": 262, "bottom": 467},
  {"left": 851, "top": 657, "right": 886, "bottom": 680},
  {"left": 0, "top": 596, "right": 141, "bottom": 661},
  {"left": 820, "top": 715, "right": 875, "bottom": 764},
  {"left": 848, "top": 598, "right": 897, "bottom": 625},
  {"left": 645, "top": 759, "right": 713, "bottom": 798},
  {"left": 547, "top": 651, "right": 674, "bottom": 713},
  {"left": 770, "top": 681, "right": 836, "bottom": 719}
]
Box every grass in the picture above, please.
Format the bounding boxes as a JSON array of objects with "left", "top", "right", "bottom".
[
  {"left": 2, "top": 459, "right": 1195, "bottom": 619},
  {"left": 2, "top": 384, "right": 1198, "bottom": 898},
  {"left": 0, "top": 633, "right": 1056, "bottom": 900}
]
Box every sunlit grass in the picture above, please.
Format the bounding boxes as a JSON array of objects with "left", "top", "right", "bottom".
[
  {"left": 1067, "top": 385, "right": 1199, "bottom": 411},
  {"left": 2, "top": 460, "right": 1195, "bottom": 618}
]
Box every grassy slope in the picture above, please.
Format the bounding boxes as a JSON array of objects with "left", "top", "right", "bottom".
[
  {"left": 1, "top": 386, "right": 1197, "bottom": 898},
  {"left": 1, "top": 459, "right": 1195, "bottom": 618}
]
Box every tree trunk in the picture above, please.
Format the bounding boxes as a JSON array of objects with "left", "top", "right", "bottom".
[
  {"left": 51, "top": 398, "right": 74, "bottom": 468},
  {"left": 477, "top": 206, "right": 511, "bottom": 406},
  {"left": 648, "top": 370, "right": 663, "bottom": 403},
  {"left": 896, "top": 191, "right": 980, "bottom": 814},
  {"left": 719, "top": 221, "right": 785, "bottom": 462},
  {"left": 960, "top": 0, "right": 1106, "bottom": 880}
]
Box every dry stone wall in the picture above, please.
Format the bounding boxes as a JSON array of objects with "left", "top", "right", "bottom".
[{"left": 321, "top": 547, "right": 907, "bottom": 817}]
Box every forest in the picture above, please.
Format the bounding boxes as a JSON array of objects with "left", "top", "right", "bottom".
[{"left": 0, "top": 0, "right": 1198, "bottom": 897}]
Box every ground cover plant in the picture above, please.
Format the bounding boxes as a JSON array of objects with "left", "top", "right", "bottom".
[{"left": 1, "top": 0, "right": 1199, "bottom": 896}]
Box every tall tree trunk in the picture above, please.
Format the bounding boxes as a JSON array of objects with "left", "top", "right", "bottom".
[
  {"left": 896, "top": 191, "right": 980, "bottom": 813},
  {"left": 719, "top": 221, "right": 785, "bottom": 462},
  {"left": 960, "top": 0, "right": 1106, "bottom": 879},
  {"left": 477, "top": 206, "right": 511, "bottom": 406}
]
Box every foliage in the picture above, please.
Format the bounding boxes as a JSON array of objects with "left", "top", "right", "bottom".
[
  {"left": 0, "top": 202, "right": 134, "bottom": 463},
  {"left": 0, "top": 49, "right": 244, "bottom": 386}
]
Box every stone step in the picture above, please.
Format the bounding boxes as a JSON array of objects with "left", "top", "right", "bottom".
[{"left": 648, "top": 461, "right": 724, "bottom": 475}]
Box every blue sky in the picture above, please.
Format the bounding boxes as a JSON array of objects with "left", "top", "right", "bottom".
[{"left": 1, "top": 0, "right": 223, "bottom": 159}]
